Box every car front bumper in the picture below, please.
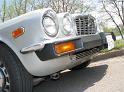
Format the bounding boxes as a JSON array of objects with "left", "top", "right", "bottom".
[
  {"left": 21, "top": 32, "right": 107, "bottom": 54},
  {"left": 20, "top": 32, "right": 107, "bottom": 76}
]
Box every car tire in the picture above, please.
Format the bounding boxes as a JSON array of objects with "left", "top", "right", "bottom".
[
  {"left": 70, "top": 60, "right": 91, "bottom": 70},
  {"left": 0, "top": 44, "right": 32, "bottom": 92}
]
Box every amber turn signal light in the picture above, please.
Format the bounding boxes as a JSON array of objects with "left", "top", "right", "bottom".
[
  {"left": 12, "top": 27, "right": 25, "bottom": 38},
  {"left": 54, "top": 41, "right": 76, "bottom": 54}
]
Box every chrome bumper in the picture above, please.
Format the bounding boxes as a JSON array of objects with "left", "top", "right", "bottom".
[
  {"left": 21, "top": 36, "right": 83, "bottom": 53},
  {"left": 21, "top": 33, "right": 107, "bottom": 54}
]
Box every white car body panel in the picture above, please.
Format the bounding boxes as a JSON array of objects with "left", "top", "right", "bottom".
[{"left": 0, "top": 9, "right": 90, "bottom": 76}]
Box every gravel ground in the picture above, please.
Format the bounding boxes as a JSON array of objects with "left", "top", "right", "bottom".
[{"left": 34, "top": 48, "right": 124, "bottom": 92}]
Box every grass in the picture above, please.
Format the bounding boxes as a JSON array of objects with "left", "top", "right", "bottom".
[
  {"left": 100, "top": 39, "right": 124, "bottom": 53},
  {"left": 114, "top": 39, "right": 124, "bottom": 50}
]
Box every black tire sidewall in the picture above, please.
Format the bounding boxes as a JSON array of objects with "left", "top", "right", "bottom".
[{"left": 0, "top": 44, "right": 32, "bottom": 92}]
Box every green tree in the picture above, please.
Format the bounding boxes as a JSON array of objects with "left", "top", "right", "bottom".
[
  {"left": 1, "top": 0, "right": 6, "bottom": 22},
  {"left": 102, "top": 0, "right": 124, "bottom": 39}
]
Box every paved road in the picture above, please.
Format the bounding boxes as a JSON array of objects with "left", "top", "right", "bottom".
[{"left": 34, "top": 50, "right": 124, "bottom": 92}]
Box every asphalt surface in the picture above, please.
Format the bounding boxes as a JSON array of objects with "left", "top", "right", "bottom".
[{"left": 34, "top": 49, "right": 124, "bottom": 92}]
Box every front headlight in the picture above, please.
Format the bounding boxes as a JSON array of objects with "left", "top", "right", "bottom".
[
  {"left": 42, "top": 10, "right": 59, "bottom": 37},
  {"left": 63, "top": 14, "right": 73, "bottom": 35}
]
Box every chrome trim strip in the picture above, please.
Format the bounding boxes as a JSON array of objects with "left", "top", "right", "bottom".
[
  {"left": 21, "top": 43, "right": 45, "bottom": 53},
  {"left": 21, "top": 34, "right": 98, "bottom": 53}
]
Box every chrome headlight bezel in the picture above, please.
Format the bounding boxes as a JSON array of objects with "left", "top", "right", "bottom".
[
  {"left": 42, "top": 10, "right": 59, "bottom": 37},
  {"left": 62, "top": 14, "right": 74, "bottom": 36}
]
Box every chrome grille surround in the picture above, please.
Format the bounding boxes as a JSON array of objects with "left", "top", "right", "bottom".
[{"left": 75, "top": 15, "right": 97, "bottom": 35}]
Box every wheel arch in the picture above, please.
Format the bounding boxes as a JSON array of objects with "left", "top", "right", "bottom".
[
  {"left": 0, "top": 40, "right": 18, "bottom": 54},
  {"left": 0, "top": 39, "right": 24, "bottom": 65},
  {"left": 0, "top": 39, "right": 32, "bottom": 73},
  {"left": 0, "top": 39, "right": 22, "bottom": 62}
]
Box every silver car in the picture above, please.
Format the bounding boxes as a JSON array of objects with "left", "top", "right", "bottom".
[{"left": 0, "top": 8, "right": 107, "bottom": 92}]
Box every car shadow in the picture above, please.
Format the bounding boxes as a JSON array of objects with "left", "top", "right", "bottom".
[{"left": 34, "top": 65, "right": 108, "bottom": 92}]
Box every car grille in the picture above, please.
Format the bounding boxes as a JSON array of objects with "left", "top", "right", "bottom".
[
  {"left": 70, "top": 48, "right": 99, "bottom": 61},
  {"left": 75, "top": 15, "right": 97, "bottom": 35}
]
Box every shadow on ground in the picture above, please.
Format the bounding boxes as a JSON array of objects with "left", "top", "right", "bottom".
[
  {"left": 34, "top": 65, "right": 108, "bottom": 92},
  {"left": 92, "top": 48, "right": 124, "bottom": 62}
]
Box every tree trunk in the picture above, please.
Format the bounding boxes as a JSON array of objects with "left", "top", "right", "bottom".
[
  {"left": 102, "top": 1, "right": 124, "bottom": 39},
  {"left": 2, "top": 0, "right": 6, "bottom": 22}
]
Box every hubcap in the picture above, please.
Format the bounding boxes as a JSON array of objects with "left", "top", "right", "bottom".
[
  {"left": 0, "top": 68, "right": 5, "bottom": 89},
  {"left": 0, "top": 62, "right": 10, "bottom": 92}
]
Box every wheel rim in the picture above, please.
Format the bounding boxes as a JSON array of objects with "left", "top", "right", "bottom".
[{"left": 0, "top": 61, "right": 10, "bottom": 92}]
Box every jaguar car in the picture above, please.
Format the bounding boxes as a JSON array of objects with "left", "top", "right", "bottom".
[{"left": 0, "top": 8, "right": 107, "bottom": 92}]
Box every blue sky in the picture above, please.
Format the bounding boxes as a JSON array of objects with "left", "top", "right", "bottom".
[{"left": 0, "top": 0, "right": 3, "bottom": 8}]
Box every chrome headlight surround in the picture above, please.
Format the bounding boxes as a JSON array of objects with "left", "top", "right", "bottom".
[
  {"left": 62, "top": 14, "right": 74, "bottom": 36},
  {"left": 42, "top": 10, "right": 59, "bottom": 37}
]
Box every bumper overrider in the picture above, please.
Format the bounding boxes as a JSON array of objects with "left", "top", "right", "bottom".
[{"left": 21, "top": 32, "right": 107, "bottom": 61}]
